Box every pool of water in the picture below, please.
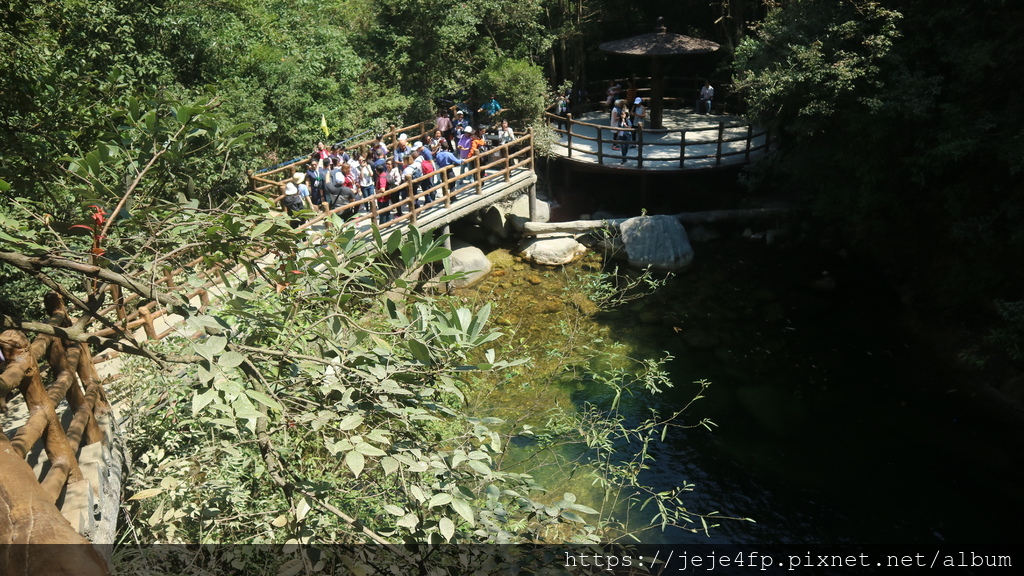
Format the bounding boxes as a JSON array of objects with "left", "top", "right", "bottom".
[{"left": 458, "top": 233, "right": 1024, "bottom": 546}]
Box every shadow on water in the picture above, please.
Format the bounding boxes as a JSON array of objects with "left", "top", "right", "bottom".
[{"left": 458, "top": 229, "right": 1024, "bottom": 546}]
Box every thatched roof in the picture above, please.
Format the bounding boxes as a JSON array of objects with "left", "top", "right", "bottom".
[{"left": 598, "top": 19, "right": 720, "bottom": 57}]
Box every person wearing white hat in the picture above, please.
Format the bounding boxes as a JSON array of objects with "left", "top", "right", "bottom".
[
  {"left": 453, "top": 110, "right": 470, "bottom": 133},
  {"left": 293, "top": 171, "right": 313, "bottom": 211},
  {"left": 632, "top": 97, "right": 646, "bottom": 128},
  {"left": 456, "top": 125, "right": 475, "bottom": 185},
  {"left": 280, "top": 175, "right": 304, "bottom": 227},
  {"left": 393, "top": 133, "right": 411, "bottom": 164}
]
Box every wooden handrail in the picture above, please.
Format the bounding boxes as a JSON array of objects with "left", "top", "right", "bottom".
[
  {"left": 0, "top": 294, "right": 111, "bottom": 574},
  {"left": 544, "top": 111, "right": 774, "bottom": 170}
]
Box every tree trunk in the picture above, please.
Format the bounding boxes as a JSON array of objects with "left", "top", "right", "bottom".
[{"left": 521, "top": 207, "right": 790, "bottom": 236}]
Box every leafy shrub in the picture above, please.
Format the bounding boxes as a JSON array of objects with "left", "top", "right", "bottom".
[{"left": 475, "top": 58, "right": 548, "bottom": 127}]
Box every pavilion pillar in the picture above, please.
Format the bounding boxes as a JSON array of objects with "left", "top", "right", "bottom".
[{"left": 651, "top": 57, "right": 665, "bottom": 130}]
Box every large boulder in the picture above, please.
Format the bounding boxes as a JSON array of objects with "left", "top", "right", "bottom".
[
  {"left": 507, "top": 194, "right": 551, "bottom": 232},
  {"left": 481, "top": 205, "right": 509, "bottom": 240},
  {"left": 446, "top": 241, "right": 492, "bottom": 288},
  {"left": 482, "top": 194, "right": 553, "bottom": 238},
  {"left": 517, "top": 234, "right": 587, "bottom": 266},
  {"left": 619, "top": 215, "right": 694, "bottom": 270}
]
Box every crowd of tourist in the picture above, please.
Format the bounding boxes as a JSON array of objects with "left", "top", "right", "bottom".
[{"left": 278, "top": 102, "right": 515, "bottom": 228}]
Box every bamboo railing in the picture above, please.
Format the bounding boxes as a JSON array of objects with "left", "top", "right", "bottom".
[{"left": 0, "top": 294, "right": 110, "bottom": 575}]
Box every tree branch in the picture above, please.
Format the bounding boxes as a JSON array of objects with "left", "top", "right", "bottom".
[{"left": 0, "top": 251, "right": 189, "bottom": 312}]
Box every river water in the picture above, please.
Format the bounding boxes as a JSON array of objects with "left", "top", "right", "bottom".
[{"left": 459, "top": 229, "right": 1024, "bottom": 547}]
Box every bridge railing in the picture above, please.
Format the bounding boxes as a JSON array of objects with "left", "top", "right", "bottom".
[
  {"left": 1, "top": 294, "right": 111, "bottom": 575},
  {"left": 248, "top": 120, "right": 437, "bottom": 196},
  {"left": 265, "top": 130, "right": 536, "bottom": 237},
  {"left": 49, "top": 122, "right": 534, "bottom": 365}
]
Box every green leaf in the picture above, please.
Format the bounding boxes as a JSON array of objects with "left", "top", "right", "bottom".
[
  {"left": 439, "top": 516, "right": 455, "bottom": 542},
  {"left": 407, "top": 339, "right": 432, "bottom": 364},
  {"left": 421, "top": 246, "right": 450, "bottom": 264},
  {"left": 245, "top": 389, "right": 282, "bottom": 412},
  {"left": 450, "top": 498, "right": 475, "bottom": 527},
  {"left": 381, "top": 456, "right": 400, "bottom": 476},
  {"left": 354, "top": 442, "right": 387, "bottom": 457},
  {"left": 383, "top": 505, "right": 405, "bottom": 516},
  {"left": 468, "top": 460, "right": 491, "bottom": 476},
  {"left": 192, "top": 387, "right": 218, "bottom": 416},
  {"left": 428, "top": 493, "right": 452, "bottom": 508},
  {"left": 252, "top": 220, "right": 274, "bottom": 238},
  {"left": 345, "top": 450, "right": 365, "bottom": 478},
  {"left": 570, "top": 504, "right": 600, "bottom": 515},
  {"left": 194, "top": 336, "right": 227, "bottom": 361},
  {"left": 560, "top": 511, "right": 585, "bottom": 523},
  {"left": 129, "top": 488, "right": 164, "bottom": 501},
  {"left": 397, "top": 513, "right": 419, "bottom": 529},
  {"left": 218, "top": 351, "right": 246, "bottom": 369},
  {"left": 338, "top": 414, "right": 364, "bottom": 431}
]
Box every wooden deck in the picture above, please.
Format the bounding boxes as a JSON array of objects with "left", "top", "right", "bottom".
[{"left": 547, "top": 109, "right": 773, "bottom": 172}]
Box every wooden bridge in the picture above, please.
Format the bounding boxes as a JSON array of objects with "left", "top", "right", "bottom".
[{"left": 249, "top": 120, "right": 540, "bottom": 240}]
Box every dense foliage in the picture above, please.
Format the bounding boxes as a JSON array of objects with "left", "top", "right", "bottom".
[
  {"left": 1, "top": 1, "right": 742, "bottom": 564},
  {"left": 735, "top": 0, "right": 1024, "bottom": 310}
]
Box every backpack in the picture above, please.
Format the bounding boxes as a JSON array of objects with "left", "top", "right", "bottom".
[
  {"left": 421, "top": 159, "right": 434, "bottom": 175},
  {"left": 282, "top": 194, "right": 303, "bottom": 211}
]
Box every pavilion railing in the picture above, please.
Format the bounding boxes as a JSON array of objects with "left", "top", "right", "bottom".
[
  {"left": 544, "top": 76, "right": 773, "bottom": 170},
  {"left": 545, "top": 112, "right": 773, "bottom": 170}
]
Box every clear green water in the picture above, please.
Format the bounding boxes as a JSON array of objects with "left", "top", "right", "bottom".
[{"left": 459, "top": 237, "right": 1024, "bottom": 546}]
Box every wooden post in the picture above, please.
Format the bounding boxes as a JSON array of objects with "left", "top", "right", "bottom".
[
  {"left": 474, "top": 158, "right": 483, "bottom": 195},
  {"left": 163, "top": 268, "right": 174, "bottom": 289},
  {"left": 112, "top": 284, "right": 126, "bottom": 324},
  {"left": 139, "top": 305, "right": 157, "bottom": 340},
  {"left": 566, "top": 113, "right": 574, "bottom": 159},
  {"left": 597, "top": 126, "right": 605, "bottom": 165},
  {"left": 503, "top": 142, "right": 511, "bottom": 182},
  {"left": 407, "top": 181, "right": 417, "bottom": 226},
  {"left": 636, "top": 123, "right": 645, "bottom": 169},
  {"left": 716, "top": 121, "right": 725, "bottom": 166},
  {"left": 442, "top": 167, "right": 452, "bottom": 209},
  {"left": 527, "top": 129, "right": 535, "bottom": 171},
  {"left": 680, "top": 131, "right": 687, "bottom": 169},
  {"left": 529, "top": 182, "right": 538, "bottom": 223}
]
